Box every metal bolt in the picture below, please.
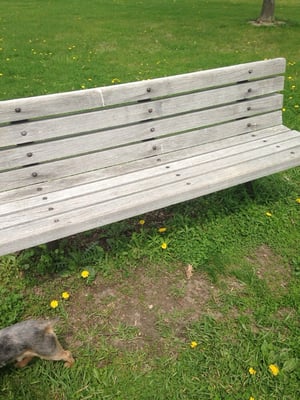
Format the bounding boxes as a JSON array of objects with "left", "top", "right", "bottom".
[
  {"left": 247, "top": 123, "right": 252, "bottom": 128},
  {"left": 27, "top": 152, "right": 33, "bottom": 157},
  {"left": 21, "top": 131, "right": 27, "bottom": 136},
  {"left": 147, "top": 87, "right": 151, "bottom": 93},
  {"left": 148, "top": 108, "right": 153, "bottom": 113},
  {"left": 54, "top": 219, "right": 59, "bottom": 223},
  {"left": 247, "top": 106, "right": 251, "bottom": 111},
  {"left": 15, "top": 107, "right": 21, "bottom": 113},
  {"left": 152, "top": 145, "right": 157, "bottom": 151},
  {"left": 32, "top": 172, "right": 38, "bottom": 177},
  {"left": 150, "top": 127, "right": 155, "bottom": 132},
  {"left": 48, "top": 207, "right": 54, "bottom": 211},
  {"left": 247, "top": 88, "right": 252, "bottom": 93},
  {"left": 248, "top": 69, "right": 253, "bottom": 74}
]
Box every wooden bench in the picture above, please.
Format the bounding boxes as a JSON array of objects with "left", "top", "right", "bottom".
[{"left": 1, "top": 57, "right": 300, "bottom": 256}]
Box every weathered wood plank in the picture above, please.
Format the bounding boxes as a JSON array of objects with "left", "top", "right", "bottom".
[
  {"left": 0, "top": 142, "right": 298, "bottom": 256},
  {"left": 0, "top": 128, "right": 298, "bottom": 226},
  {"left": 0, "top": 58, "right": 285, "bottom": 123},
  {"left": 0, "top": 113, "right": 284, "bottom": 192},
  {"left": 0, "top": 115, "right": 284, "bottom": 203},
  {"left": 0, "top": 76, "right": 284, "bottom": 147},
  {"left": 0, "top": 94, "right": 283, "bottom": 170}
]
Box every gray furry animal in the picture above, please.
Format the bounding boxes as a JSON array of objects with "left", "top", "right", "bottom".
[{"left": 0, "top": 319, "right": 74, "bottom": 368}]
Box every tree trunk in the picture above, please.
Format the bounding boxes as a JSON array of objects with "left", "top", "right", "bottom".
[{"left": 257, "top": 0, "right": 275, "bottom": 23}]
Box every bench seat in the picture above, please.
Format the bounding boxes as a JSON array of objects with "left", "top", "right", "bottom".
[{"left": 0, "top": 58, "right": 299, "bottom": 255}]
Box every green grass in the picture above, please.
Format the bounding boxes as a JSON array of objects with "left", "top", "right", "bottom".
[{"left": 0, "top": 1, "right": 300, "bottom": 399}]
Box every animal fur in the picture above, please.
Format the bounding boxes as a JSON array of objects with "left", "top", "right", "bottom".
[{"left": 0, "top": 319, "right": 74, "bottom": 368}]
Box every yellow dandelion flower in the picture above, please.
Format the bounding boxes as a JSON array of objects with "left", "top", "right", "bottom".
[
  {"left": 161, "top": 242, "right": 167, "bottom": 250},
  {"left": 249, "top": 367, "right": 256, "bottom": 375},
  {"left": 269, "top": 364, "right": 280, "bottom": 376},
  {"left": 112, "top": 78, "right": 121, "bottom": 84},
  {"left": 190, "top": 341, "right": 198, "bottom": 349},
  {"left": 62, "top": 291, "right": 70, "bottom": 300},
  {"left": 294, "top": 104, "right": 299, "bottom": 109},
  {"left": 282, "top": 107, "right": 286, "bottom": 112},
  {"left": 291, "top": 85, "right": 296, "bottom": 90},
  {"left": 249, "top": 397, "right": 255, "bottom": 400},
  {"left": 296, "top": 198, "right": 300, "bottom": 204},
  {"left": 81, "top": 270, "right": 89, "bottom": 279},
  {"left": 50, "top": 300, "right": 59, "bottom": 309},
  {"left": 139, "top": 219, "right": 145, "bottom": 225},
  {"left": 158, "top": 227, "right": 167, "bottom": 233},
  {"left": 266, "top": 212, "right": 272, "bottom": 217}
]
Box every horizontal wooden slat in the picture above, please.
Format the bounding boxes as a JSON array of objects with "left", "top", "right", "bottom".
[
  {"left": 0, "top": 76, "right": 284, "bottom": 147},
  {"left": 0, "top": 138, "right": 298, "bottom": 256},
  {"left": 0, "top": 113, "right": 284, "bottom": 192},
  {"left": 100, "top": 58, "right": 286, "bottom": 108},
  {"left": 0, "top": 94, "right": 283, "bottom": 171},
  {"left": 0, "top": 58, "right": 286, "bottom": 123},
  {"left": 0, "top": 115, "right": 284, "bottom": 202},
  {"left": 0, "top": 129, "right": 298, "bottom": 225}
]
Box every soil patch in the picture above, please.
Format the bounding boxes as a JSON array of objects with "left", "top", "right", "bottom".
[
  {"left": 247, "top": 244, "right": 291, "bottom": 293},
  {"left": 248, "top": 20, "right": 286, "bottom": 27},
  {"left": 65, "top": 265, "right": 215, "bottom": 353},
  {"left": 30, "top": 245, "right": 291, "bottom": 359}
]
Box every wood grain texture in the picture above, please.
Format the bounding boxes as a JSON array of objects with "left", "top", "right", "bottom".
[
  {"left": 0, "top": 76, "right": 283, "bottom": 147},
  {"left": 1, "top": 129, "right": 299, "bottom": 227},
  {"left": 0, "top": 58, "right": 299, "bottom": 256},
  {"left": 0, "top": 143, "right": 299, "bottom": 256},
  {"left": 0, "top": 114, "right": 284, "bottom": 202},
  {"left": 0, "top": 94, "right": 283, "bottom": 170},
  {"left": 0, "top": 58, "right": 285, "bottom": 123}
]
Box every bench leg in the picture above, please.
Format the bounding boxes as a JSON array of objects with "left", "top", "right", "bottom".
[
  {"left": 47, "top": 240, "right": 60, "bottom": 251},
  {"left": 244, "top": 181, "right": 255, "bottom": 198}
]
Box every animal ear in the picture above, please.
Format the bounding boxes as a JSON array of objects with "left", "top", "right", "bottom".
[
  {"left": 44, "top": 322, "right": 55, "bottom": 334},
  {"left": 44, "top": 317, "right": 60, "bottom": 334}
]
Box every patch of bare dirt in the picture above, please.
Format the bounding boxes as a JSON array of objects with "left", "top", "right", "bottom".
[
  {"left": 65, "top": 265, "right": 216, "bottom": 354},
  {"left": 247, "top": 244, "right": 291, "bottom": 293},
  {"left": 248, "top": 20, "right": 286, "bottom": 27},
  {"left": 32, "top": 245, "right": 291, "bottom": 360}
]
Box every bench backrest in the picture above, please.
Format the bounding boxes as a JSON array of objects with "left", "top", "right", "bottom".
[{"left": 0, "top": 58, "right": 286, "bottom": 198}]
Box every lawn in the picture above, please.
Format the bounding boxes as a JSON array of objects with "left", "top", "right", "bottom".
[{"left": 0, "top": 1, "right": 300, "bottom": 399}]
